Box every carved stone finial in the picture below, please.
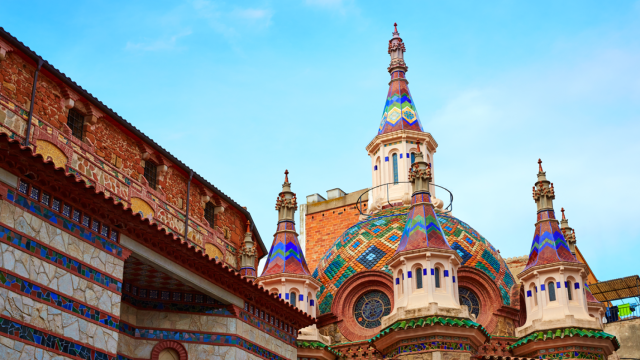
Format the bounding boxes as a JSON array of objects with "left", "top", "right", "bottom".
[
  {"left": 416, "top": 140, "right": 421, "bottom": 153},
  {"left": 284, "top": 169, "right": 289, "bottom": 183},
  {"left": 538, "top": 158, "right": 543, "bottom": 172},
  {"left": 561, "top": 208, "right": 566, "bottom": 220},
  {"left": 246, "top": 220, "right": 251, "bottom": 233},
  {"left": 394, "top": 22, "right": 398, "bottom": 32}
]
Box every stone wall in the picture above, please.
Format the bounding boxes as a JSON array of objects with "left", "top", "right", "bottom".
[
  {"left": 0, "top": 197, "right": 123, "bottom": 358},
  {"left": 118, "top": 303, "right": 296, "bottom": 360},
  {"left": 604, "top": 318, "right": 640, "bottom": 359}
]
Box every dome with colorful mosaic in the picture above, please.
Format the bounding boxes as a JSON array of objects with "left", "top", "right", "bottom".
[{"left": 312, "top": 206, "right": 516, "bottom": 317}]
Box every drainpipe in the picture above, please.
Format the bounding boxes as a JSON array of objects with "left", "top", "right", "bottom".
[
  {"left": 24, "top": 58, "right": 44, "bottom": 146},
  {"left": 183, "top": 170, "right": 194, "bottom": 241}
]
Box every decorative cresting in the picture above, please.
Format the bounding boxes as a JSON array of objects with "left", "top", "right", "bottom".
[
  {"left": 239, "top": 221, "right": 257, "bottom": 279},
  {"left": 378, "top": 23, "right": 424, "bottom": 135},
  {"left": 395, "top": 142, "right": 451, "bottom": 254},
  {"left": 262, "top": 170, "right": 311, "bottom": 276},
  {"left": 559, "top": 208, "right": 577, "bottom": 255},
  {"left": 524, "top": 160, "right": 579, "bottom": 270}
]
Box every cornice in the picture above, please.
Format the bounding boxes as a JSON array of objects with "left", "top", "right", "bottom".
[{"left": 366, "top": 130, "right": 438, "bottom": 155}]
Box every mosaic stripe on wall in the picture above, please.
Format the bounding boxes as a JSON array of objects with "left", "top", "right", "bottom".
[
  {"left": 0, "top": 223, "right": 122, "bottom": 293},
  {"left": 0, "top": 316, "right": 116, "bottom": 360},
  {"left": 6, "top": 189, "right": 123, "bottom": 257},
  {"left": 0, "top": 269, "right": 120, "bottom": 330}
]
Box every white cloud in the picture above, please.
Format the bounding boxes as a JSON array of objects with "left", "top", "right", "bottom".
[
  {"left": 125, "top": 30, "right": 192, "bottom": 51},
  {"left": 304, "top": 0, "right": 358, "bottom": 16}
]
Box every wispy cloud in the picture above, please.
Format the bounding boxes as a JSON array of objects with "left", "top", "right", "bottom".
[
  {"left": 191, "top": 0, "right": 274, "bottom": 37},
  {"left": 305, "top": 0, "right": 358, "bottom": 16},
  {"left": 125, "top": 30, "right": 192, "bottom": 51}
]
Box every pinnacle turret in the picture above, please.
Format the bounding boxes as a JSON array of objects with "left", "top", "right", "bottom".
[
  {"left": 378, "top": 23, "right": 423, "bottom": 135},
  {"left": 261, "top": 170, "right": 311, "bottom": 277},
  {"left": 560, "top": 208, "right": 577, "bottom": 255},
  {"left": 524, "top": 160, "right": 579, "bottom": 271},
  {"left": 394, "top": 141, "right": 451, "bottom": 255},
  {"left": 239, "top": 221, "right": 257, "bottom": 279}
]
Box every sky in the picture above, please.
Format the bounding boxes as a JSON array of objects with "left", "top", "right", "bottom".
[{"left": 3, "top": 0, "right": 640, "bottom": 281}]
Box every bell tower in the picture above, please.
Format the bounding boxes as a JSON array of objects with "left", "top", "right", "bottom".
[{"left": 366, "top": 23, "right": 439, "bottom": 213}]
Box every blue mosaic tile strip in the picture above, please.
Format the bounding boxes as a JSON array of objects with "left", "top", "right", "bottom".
[
  {"left": 239, "top": 311, "right": 296, "bottom": 345},
  {"left": 0, "top": 316, "right": 115, "bottom": 360},
  {"left": 7, "top": 190, "right": 123, "bottom": 257},
  {"left": 118, "top": 322, "right": 287, "bottom": 360},
  {"left": 0, "top": 269, "right": 119, "bottom": 330},
  {"left": 0, "top": 224, "right": 122, "bottom": 293},
  {"left": 386, "top": 340, "right": 473, "bottom": 358}
]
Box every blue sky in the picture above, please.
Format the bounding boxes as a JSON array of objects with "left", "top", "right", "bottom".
[{"left": 4, "top": 0, "right": 640, "bottom": 281}]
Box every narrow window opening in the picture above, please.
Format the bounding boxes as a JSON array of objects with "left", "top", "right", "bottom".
[
  {"left": 416, "top": 267, "right": 423, "bottom": 289},
  {"left": 392, "top": 153, "right": 399, "bottom": 184},
  {"left": 548, "top": 282, "right": 556, "bottom": 302},
  {"left": 67, "top": 109, "right": 84, "bottom": 140},
  {"left": 435, "top": 268, "right": 441, "bottom": 288},
  {"left": 411, "top": 152, "right": 416, "bottom": 164},
  {"left": 290, "top": 292, "right": 296, "bottom": 307},
  {"left": 204, "top": 202, "right": 215, "bottom": 227},
  {"left": 567, "top": 281, "right": 573, "bottom": 301},
  {"left": 144, "top": 161, "right": 158, "bottom": 190}
]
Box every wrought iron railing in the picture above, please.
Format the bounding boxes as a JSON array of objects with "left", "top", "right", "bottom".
[{"left": 355, "top": 181, "right": 454, "bottom": 218}]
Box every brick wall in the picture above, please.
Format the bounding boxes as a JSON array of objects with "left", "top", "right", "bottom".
[
  {"left": 305, "top": 200, "right": 368, "bottom": 273},
  {"left": 0, "top": 42, "right": 263, "bottom": 264}
]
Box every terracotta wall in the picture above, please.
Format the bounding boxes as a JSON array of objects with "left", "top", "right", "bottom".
[
  {"left": 305, "top": 200, "right": 368, "bottom": 273},
  {"left": 0, "top": 49, "right": 261, "bottom": 268}
]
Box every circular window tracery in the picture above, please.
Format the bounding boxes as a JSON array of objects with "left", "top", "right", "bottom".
[
  {"left": 459, "top": 287, "right": 480, "bottom": 318},
  {"left": 353, "top": 291, "right": 391, "bottom": 329}
]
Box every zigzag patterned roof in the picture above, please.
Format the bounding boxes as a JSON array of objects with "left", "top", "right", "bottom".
[
  {"left": 395, "top": 192, "right": 451, "bottom": 254},
  {"left": 261, "top": 220, "right": 311, "bottom": 277},
  {"left": 524, "top": 209, "right": 579, "bottom": 271},
  {"left": 378, "top": 71, "right": 424, "bottom": 135}
]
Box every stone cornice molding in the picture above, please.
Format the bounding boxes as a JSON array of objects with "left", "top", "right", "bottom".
[
  {"left": 259, "top": 273, "right": 322, "bottom": 289},
  {"left": 519, "top": 261, "right": 589, "bottom": 280},
  {"left": 388, "top": 247, "right": 462, "bottom": 267},
  {"left": 366, "top": 130, "right": 438, "bottom": 155}
]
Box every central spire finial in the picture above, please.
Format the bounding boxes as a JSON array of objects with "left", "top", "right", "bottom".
[
  {"left": 394, "top": 22, "right": 398, "bottom": 32},
  {"left": 538, "top": 159, "right": 543, "bottom": 172},
  {"left": 284, "top": 169, "right": 289, "bottom": 183}
]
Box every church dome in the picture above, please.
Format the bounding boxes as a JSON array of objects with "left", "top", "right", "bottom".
[{"left": 312, "top": 206, "right": 516, "bottom": 316}]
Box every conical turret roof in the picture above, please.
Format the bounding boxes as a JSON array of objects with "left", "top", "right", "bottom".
[
  {"left": 378, "top": 23, "right": 424, "bottom": 135},
  {"left": 395, "top": 143, "right": 451, "bottom": 254},
  {"left": 524, "top": 160, "right": 579, "bottom": 271},
  {"left": 261, "top": 171, "right": 312, "bottom": 277}
]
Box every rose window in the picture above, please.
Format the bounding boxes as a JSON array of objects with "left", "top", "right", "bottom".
[
  {"left": 459, "top": 287, "right": 480, "bottom": 318},
  {"left": 353, "top": 291, "right": 391, "bottom": 329}
]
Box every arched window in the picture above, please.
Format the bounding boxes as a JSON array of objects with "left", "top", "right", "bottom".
[
  {"left": 397, "top": 270, "right": 404, "bottom": 296},
  {"left": 435, "top": 268, "right": 441, "bottom": 288},
  {"left": 566, "top": 280, "right": 573, "bottom": 301},
  {"left": 290, "top": 292, "right": 297, "bottom": 307},
  {"left": 411, "top": 152, "right": 416, "bottom": 164},
  {"left": 392, "top": 153, "right": 399, "bottom": 184},
  {"left": 529, "top": 283, "right": 538, "bottom": 307},
  {"left": 548, "top": 282, "right": 556, "bottom": 302},
  {"left": 204, "top": 202, "right": 215, "bottom": 227},
  {"left": 416, "top": 267, "right": 423, "bottom": 289}
]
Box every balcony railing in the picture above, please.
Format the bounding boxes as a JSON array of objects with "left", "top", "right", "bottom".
[{"left": 355, "top": 181, "right": 454, "bottom": 218}]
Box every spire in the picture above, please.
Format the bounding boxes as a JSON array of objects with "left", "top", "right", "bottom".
[
  {"left": 395, "top": 141, "right": 451, "bottom": 254},
  {"left": 378, "top": 23, "right": 424, "bottom": 135},
  {"left": 239, "top": 220, "right": 257, "bottom": 279},
  {"left": 560, "top": 208, "right": 577, "bottom": 255},
  {"left": 524, "top": 160, "right": 578, "bottom": 271},
  {"left": 261, "top": 170, "right": 312, "bottom": 277}
]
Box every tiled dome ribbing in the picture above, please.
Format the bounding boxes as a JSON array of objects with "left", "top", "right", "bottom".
[{"left": 312, "top": 207, "right": 516, "bottom": 315}]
